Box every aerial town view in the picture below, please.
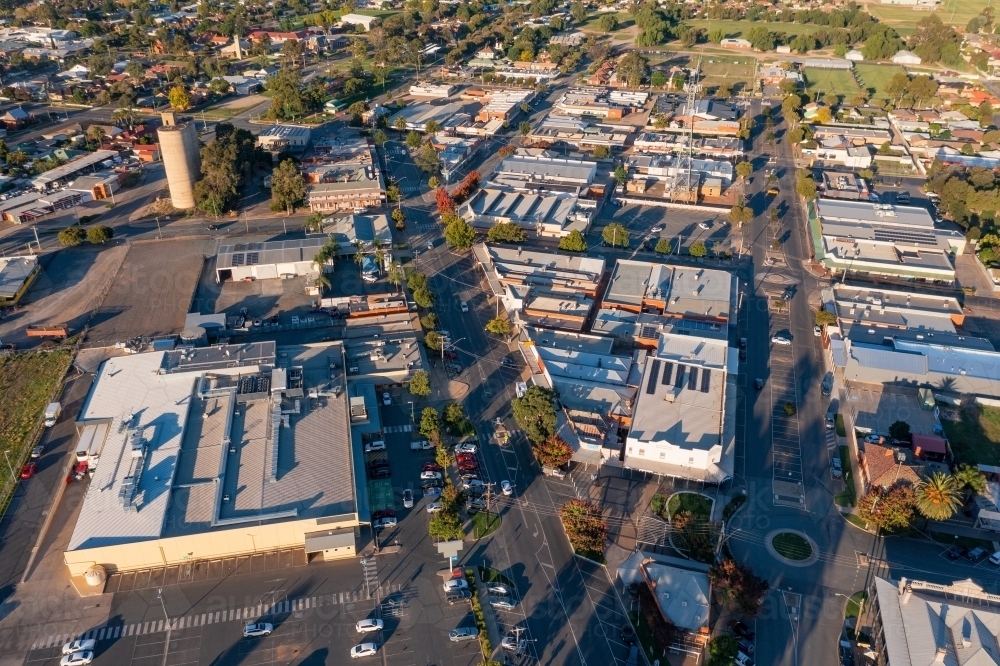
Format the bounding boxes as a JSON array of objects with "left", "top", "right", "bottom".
[{"left": 4, "top": 0, "right": 1000, "bottom": 664}]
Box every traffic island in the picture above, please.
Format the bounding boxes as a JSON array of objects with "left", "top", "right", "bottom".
[{"left": 764, "top": 529, "right": 819, "bottom": 567}]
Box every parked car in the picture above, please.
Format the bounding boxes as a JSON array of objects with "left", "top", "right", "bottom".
[
  {"left": 426, "top": 502, "right": 442, "bottom": 513},
  {"left": 449, "top": 627, "right": 479, "bottom": 642},
  {"left": 460, "top": 301, "right": 468, "bottom": 312},
  {"left": 458, "top": 463, "right": 479, "bottom": 472},
  {"left": 620, "top": 624, "right": 637, "bottom": 645},
  {"left": 62, "top": 640, "right": 96, "bottom": 655},
  {"left": 737, "top": 637, "right": 754, "bottom": 654},
  {"left": 422, "top": 463, "right": 443, "bottom": 472},
  {"left": 421, "top": 479, "right": 444, "bottom": 490},
  {"left": 490, "top": 596, "right": 517, "bottom": 610},
  {"left": 20, "top": 462, "right": 36, "bottom": 479},
  {"left": 946, "top": 546, "right": 968, "bottom": 561},
  {"left": 730, "top": 620, "right": 755, "bottom": 641},
  {"left": 771, "top": 335, "right": 791, "bottom": 345},
  {"left": 60, "top": 653, "right": 93, "bottom": 666},
  {"left": 410, "top": 440, "right": 432, "bottom": 450},
  {"left": 364, "top": 441, "right": 386, "bottom": 453},
  {"left": 382, "top": 392, "right": 391, "bottom": 406},
  {"left": 831, "top": 456, "right": 843, "bottom": 479},
  {"left": 698, "top": 222, "right": 710, "bottom": 230},
  {"left": 423, "top": 486, "right": 442, "bottom": 499},
  {"left": 243, "top": 623, "right": 273, "bottom": 638},
  {"left": 350, "top": 643, "right": 378, "bottom": 658},
  {"left": 402, "top": 489, "right": 413, "bottom": 508},
  {"left": 967, "top": 547, "right": 989, "bottom": 563},
  {"left": 501, "top": 635, "right": 527, "bottom": 651},
  {"left": 420, "top": 471, "right": 442, "bottom": 481},
  {"left": 501, "top": 480, "right": 513, "bottom": 496},
  {"left": 736, "top": 650, "right": 755, "bottom": 666},
  {"left": 754, "top": 378, "right": 764, "bottom": 390},
  {"left": 371, "top": 509, "right": 395, "bottom": 520},
  {"left": 463, "top": 479, "right": 485, "bottom": 492},
  {"left": 355, "top": 619, "right": 384, "bottom": 633},
  {"left": 814, "top": 325, "right": 822, "bottom": 337},
  {"left": 368, "top": 465, "right": 390, "bottom": 479},
  {"left": 501, "top": 356, "right": 516, "bottom": 368},
  {"left": 487, "top": 584, "right": 510, "bottom": 595},
  {"left": 455, "top": 443, "right": 477, "bottom": 454},
  {"left": 443, "top": 578, "right": 469, "bottom": 592},
  {"left": 31, "top": 445, "right": 43, "bottom": 459},
  {"left": 446, "top": 589, "right": 472, "bottom": 604}
]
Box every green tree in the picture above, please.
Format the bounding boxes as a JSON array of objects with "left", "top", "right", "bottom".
[
  {"left": 735, "top": 161, "right": 753, "bottom": 180},
  {"left": 373, "top": 129, "right": 388, "bottom": 146},
  {"left": 86, "top": 225, "right": 113, "bottom": 244},
  {"left": 269, "top": 159, "right": 305, "bottom": 214},
  {"left": 486, "top": 222, "right": 528, "bottom": 243},
  {"left": 707, "top": 632, "right": 739, "bottom": 666},
  {"left": 954, "top": 463, "right": 987, "bottom": 496},
  {"left": 815, "top": 308, "right": 837, "bottom": 326},
  {"left": 58, "top": 226, "right": 86, "bottom": 246},
  {"left": 597, "top": 13, "right": 618, "bottom": 33},
  {"left": 485, "top": 317, "right": 510, "bottom": 336},
  {"left": 392, "top": 208, "right": 406, "bottom": 225},
  {"left": 613, "top": 166, "right": 627, "bottom": 185},
  {"left": 593, "top": 145, "right": 610, "bottom": 159},
  {"left": 415, "top": 142, "right": 440, "bottom": 173},
  {"left": 689, "top": 241, "right": 707, "bottom": 257},
  {"left": 603, "top": 222, "right": 629, "bottom": 248},
  {"left": 168, "top": 85, "right": 191, "bottom": 110},
  {"left": 915, "top": 472, "right": 962, "bottom": 521},
  {"left": 406, "top": 130, "right": 422, "bottom": 149},
  {"left": 420, "top": 406, "right": 441, "bottom": 443},
  {"left": 558, "top": 230, "right": 588, "bottom": 252},
  {"left": 512, "top": 385, "right": 557, "bottom": 444},
  {"left": 571, "top": 1, "right": 587, "bottom": 22},
  {"left": 414, "top": 287, "right": 436, "bottom": 309},
  {"left": 519, "top": 121, "right": 532, "bottom": 135},
  {"left": 429, "top": 509, "right": 464, "bottom": 540},
  {"left": 409, "top": 370, "right": 431, "bottom": 397},
  {"left": 654, "top": 238, "right": 672, "bottom": 254},
  {"left": 650, "top": 70, "right": 667, "bottom": 88},
  {"left": 444, "top": 217, "right": 475, "bottom": 249},
  {"left": 888, "top": 420, "right": 911, "bottom": 441},
  {"left": 795, "top": 169, "right": 818, "bottom": 200},
  {"left": 559, "top": 499, "right": 606, "bottom": 554},
  {"left": 728, "top": 205, "right": 753, "bottom": 225}
]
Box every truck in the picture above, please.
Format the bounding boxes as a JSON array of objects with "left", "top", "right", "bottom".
[{"left": 43, "top": 402, "right": 61, "bottom": 427}]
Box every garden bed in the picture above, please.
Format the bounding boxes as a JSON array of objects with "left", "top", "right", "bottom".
[
  {"left": 771, "top": 532, "right": 812, "bottom": 561},
  {"left": 472, "top": 511, "right": 500, "bottom": 539}
]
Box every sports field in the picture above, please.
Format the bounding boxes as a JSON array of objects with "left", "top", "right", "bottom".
[
  {"left": 802, "top": 68, "right": 860, "bottom": 100},
  {"left": 865, "top": 0, "right": 990, "bottom": 31},
  {"left": 685, "top": 19, "right": 820, "bottom": 38},
  {"left": 854, "top": 63, "right": 906, "bottom": 100},
  {"left": 696, "top": 56, "right": 757, "bottom": 93}
]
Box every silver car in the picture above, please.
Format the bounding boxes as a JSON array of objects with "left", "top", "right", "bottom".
[
  {"left": 62, "top": 640, "right": 95, "bottom": 656},
  {"left": 449, "top": 627, "right": 479, "bottom": 642}
]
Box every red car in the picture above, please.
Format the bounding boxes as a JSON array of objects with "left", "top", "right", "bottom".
[
  {"left": 456, "top": 453, "right": 476, "bottom": 462},
  {"left": 458, "top": 462, "right": 479, "bottom": 472},
  {"left": 20, "top": 462, "right": 37, "bottom": 479},
  {"left": 422, "top": 463, "right": 443, "bottom": 472},
  {"left": 372, "top": 509, "right": 396, "bottom": 520}
]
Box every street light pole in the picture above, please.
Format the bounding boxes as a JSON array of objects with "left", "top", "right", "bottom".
[
  {"left": 157, "top": 588, "right": 171, "bottom": 666},
  {"left": 1, "top": 450, "right": 14, "bottom": 479}
]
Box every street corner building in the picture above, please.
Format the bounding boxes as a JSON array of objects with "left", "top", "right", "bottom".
[{"left": 63, "top": 341, "right": 370, "bottom": 582}]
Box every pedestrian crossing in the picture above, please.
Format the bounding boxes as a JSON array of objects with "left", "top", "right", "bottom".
[
  {"left": 825, "top": 427, "right": 837, "bottom": 452},
  {"left": 383, "top": 424, "right": 414, "bottom": 434},
  {"left": 29, "top": 584, "right": 404, "bottom": 651}
]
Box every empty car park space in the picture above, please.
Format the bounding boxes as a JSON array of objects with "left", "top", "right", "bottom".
[
  {"left": 601, "top": 204, "right": 734, "bottom": 253},
  {"left": 846, "top": 388, "right": 938, "bottom": 436},
  {"left": 767, "top": 311, "right": 805, "bottom": 506}
]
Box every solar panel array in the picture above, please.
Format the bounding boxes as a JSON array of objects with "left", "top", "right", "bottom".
[
  {"left": 661, "top": 362, "right": 674, "bottom": 385},
  {"left": 700, "top": 369, "right": 711, "bottom": 393},
  {"left": 687, "top": 367, "right": 699, "bottom": 391},
  {"left": 646, "top": 359, "right": 661, "bottom": 394}
]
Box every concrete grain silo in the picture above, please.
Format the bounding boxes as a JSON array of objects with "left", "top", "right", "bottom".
[{"left": 157, "top": 111, "right": 201, "bottom": 209}]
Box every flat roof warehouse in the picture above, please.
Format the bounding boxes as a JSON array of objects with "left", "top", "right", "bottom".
[{"left": 63, "top": 341, "right": 364, "bottom": 576}]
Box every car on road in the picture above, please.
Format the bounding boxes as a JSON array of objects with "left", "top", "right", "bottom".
[
  {"left": 771, "top": 335, "right": 791, "bottom": 345},
  {"left": 60, "top": 653, "right": 93, "bottom": 666},
  {"left": 402, "top": 489, "right": 413, "bottom": 508},
  {"left": 814, "top": 325, "right": 822, "bottom": 337},
  {"left": 754, "top": 378, "right": 764, "bottom": 390},
  {"left": 766, "top": 187, "right": 779, "bottom": 196},
  {"left": 243, "top": 623, "right": 273, "bottom": 638},
  {"left": 446, "top": 589, "right": 472, "bottom": 604},
  {"left": 31, "top": 445, "right": 43, "bottom": 459},
  {"left": 411, "top": 440, "right": 433, "bottom": 450},
  {"left": 382, "top": 392, "right": 391, "bottom": 406},
  {"left": 460, "top": 301, "right": 468, "bottom": 312},
  {"left": 501, "top": 355, "right": 516, "bottom": 368},
  {"left": 946, "top": 546, "right": 968, "bottom": 561},
  {"left": 20, "top": 462, "right": 36, "bottom": 479},
  {"left": 62, "top": 640, "right": 96, "bottom": 655},
  {"left": 423, "top": 486, "right": 442, "bottom": 499},
  {"left": 501, "top": 480, "right": 513, "bottom": 496},
  {"left": 420, "top": 470, "right": 443, "bottom": 481},
  {"left": 443, "top": 578, "right": 469, "bottom": 592},
  {"left": 356, "top": 619, "right": 384, "bottom": 633},
  {"left": 698, "top": 222, "right": 710, "bottom": 230},
  {"left": 426, "top": 501, "right": 442, "bottom": 513},
  {"left": 650, "top": 224, "right": 665, "bottom": 232},
  {"left": 730, "top": 620, "right": 755, "bottom": 641},
  {"left": 364, "top": 441, "right": 386, "bottom": 453},
  {"left": 427, "top": 242, "right": 434, "bottom": 250},
  {"left": 449, "top": 627, "right": 479, "bottom": 642},
  {"left": 831, "top": 456, "right": 843, "bottom": 478},
  {"left": 351, "top": 642, "right": 378, "bottom": 658},
  {"left": 455, "top": 443, "right": 477, "bottom": 454}
]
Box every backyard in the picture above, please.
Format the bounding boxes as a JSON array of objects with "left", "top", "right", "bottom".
[
  {"left": 0, "top": 350, "right": 72, "bottom": 512},
  {"left": 802, "top": 68, "right": 860, "bottom": 100},
  {"left": 854, "top": 63, "right": 907, "bottom": 100},
  {"left": 941, "top": 404, "right": 1000, "bottom": 465}
]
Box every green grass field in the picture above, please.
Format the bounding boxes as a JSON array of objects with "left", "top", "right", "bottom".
[
  {"left": 854, "top": 63, "right": 906, "bottom": 99},
  {"left": 866, "top": 0, "right": 990, "bottom": 30},
  {"left": 942, "top": 404, "right": 1000, "bottom": 465},
  {"left": 803, "top": 68, "right": 860, "bottom": 100},
  {"left": 578, "top": 11, "right": 634, "bottom": 33},
  {"left": 696, "top": 56, "right": 757, "bottom": 93},
  {"left": 685, "top": 19, "right": 823, "bottom": 38}
]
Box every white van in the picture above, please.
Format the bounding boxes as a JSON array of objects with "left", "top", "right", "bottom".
[
  {"left": 44, "top": 402, "right": 61, "bottom": 427},
  {"left": 989, "top": 551, "right": 1000, "bottom": 566}
]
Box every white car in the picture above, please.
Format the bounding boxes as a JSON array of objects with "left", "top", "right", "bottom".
[
  {"left": 455, "top": 443, "right": 477, "bottom": 454},
  {"left": 427, "top": 241, "right": 434, "bottom": 250},
  {"left": 62, "top": 640, "right": 96, "bottom": 656},
  {"left": 356, "top": 619, "right": 384, "bottom": 633},
  {"left": 488, "top": 584, "right": 510, "bottom": 595},
  {"left": 501, "top": 636, "right": 526, "bottom": 652},
  {"left": 243, "top": 622, "right": 273, "bottom": 637},
  {"left": 374, "top": 516, "right": 397, "bottom": 529},
  {"left": 650, "top": 224, "right": 665, "bottom": 232},
  {"left": 813, "top": 325, "right": 822, "bottom": 337},
  {"left": 501, "top": 480, "right": 513, "bottom": 496},
  {"left": 770, "top": 335, "right": 791, "bottom": 345},
  {"left": 351, "top": 642, "right": 378, "bottom": 658},
  {"left": 443, "top": 578, "right": 469, "bottom": 592},
  {"left": 698, "top": 222, "right": 710, "bottom": 229},
  {"left": 460, "top": 301, "right": 468, "bottom": 312},
  {"left": 420, "top": 470, "right": 442, "bottom": 481},
  {"left": 402, "top": 489, "right": 413, "bottom": 508},
  {"left": 364, "top": 441, "right": 386, "bottom": 453},
  {"left": 426, "top": 501, "right": 442, "bottom": 513},
  {"left": 382, "top": 392, "right": 391, "bottom": 406},
  {"left": 60, "top": 653, "right": 93, "bottom": 666}
]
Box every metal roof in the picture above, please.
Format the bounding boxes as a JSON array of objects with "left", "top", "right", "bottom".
[
  {"left": 641, "top": 561, "right": 710, "bottom": 632},
  {"left": 0, "top": 255, "right": 36, "bottom": 299},
  {"left": 216, "top": 239, "right": 328, "bottom": 271},
  {"left": 32, "top": 149, "right": 118, "bottom": 185},
  {"left": 849, "top": 342, "right": 928, "bottom": 374}
]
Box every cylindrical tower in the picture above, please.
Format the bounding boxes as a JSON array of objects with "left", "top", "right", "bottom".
[{"left": 157, "top": 112, "right": 201, "bottom": 209}]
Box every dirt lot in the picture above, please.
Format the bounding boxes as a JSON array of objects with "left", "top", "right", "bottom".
[
  {"left": 85, "top": 238, "right": 210, "bottom": 346},
  {"left": 0, "top": 245, "right": 128, "bottom": 348}
]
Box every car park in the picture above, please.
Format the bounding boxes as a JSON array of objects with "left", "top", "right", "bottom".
[
  {"left": 402, "top": 489, "right": 413, "bottom": 508},
  {"left": 426, "top": 501, "right": 442, "bottom": 513},
  {"left": 356, "top": 619, "right": 384, "bottom": 633},
  {"left": 443, "top": 578, "right": 469, "bottom": 592},
  {"left": 60, "top": 653, "right": 93, "bottom": 666},
  {"left": 501, "top": 480, "right": 513, "bottom": 495},
  {"left": 351, "top": 643, "right": 378, "bottom": 658},
  {"left": 449, "top": 627, "right": 479, "bottom": 642},
  {"left": 62, "top": 640, "right": 96, "bottom": 655},
  {"left": 243, "top": 623, "right": 273, "bottom": 637},
  {"left": 364, "top": 441, "right": 386, "bottom": 453}
]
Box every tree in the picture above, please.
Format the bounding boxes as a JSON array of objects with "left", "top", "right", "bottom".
[
  {"left": 654, "top": 238, "right": 672, "bottom": 254},
  {"left": 858, "top": 483, "right": 916, "bottom": 531},
  {"left": 533, "top": 435, "right": 573, "bottom": 468},
  {"left": 728, "top": 205, "right": 753, "bottom": 225},
  {"left": 597, "top": 13, "right": 618, "bottom": 33},
  {"left": 795, "top": 169, "right": 818, "bottom": 200},
  {"left": 443, "top": 402, "right": 474, "bottom": 436},
  {"left": 616, "top": 51, "right": 647, "bottom": 87},
  {"left": 409, "top": 370, "right": 431, "bottom": 397},
  {"left": 392, "top": 208, "right": 406, "bottom": 227},
  {"left": 486, "top": 222, "right": 528, "bottom": 243},
  {"left": 415, "top": 142, "right": 440, "bottom": 173},
  {"left": 269, "top": 159, "right": 305, "bottom": 214},
  {"left": 570, "top": 1, "right": 587, "bottom": 23},
  {"left": 603, "top": 223, "right": 629, "bottom": 248},
  {"left": 709, "top": 558, "right": 769, "bottom": 616},
  {"left": 406, "top": 130, "right": 422, "bottom": 149},
  {"left": 954, "top": 463, "right": 987, "bottom": 496},
  {"left": 428, "top": 176, "right": 439, "bottom": 188},
  {"left": 373, "top": 129, "right": 388, "bottom": 146},
  {"left": 707, "top": 635, "right": 739, "bottom": 666},
  {"left": 593, "top": 145, "right": 610, "bottom": 159},
  {"left": 559, "top": 499, "right": 606, "bottom": 555},
  {"left": 444, "top": 217, "right": 475, "bottom": 249},
  {"left": 512, "top": 385, "right": 557, "bottom": 444},
  {"left": 888, "top": 420, "right": 912, "bottom": 441},
  {"left": 815, "top": 106, "right": 832, "bottom": 124},
  {"left": 168, "top": 85, "right": 191, "bottom": 110},
  {"left": 436, "top": 187, "right": 456, "bottom": 215},
  {"left": 420, "top": 406, "right": 441, "bottom": 443},
  {"left": 414, "top": 287, "right": 436, "bottom": 309},
  {"left": 915, "top": 472, "right": 962, "bottom": 521},
  {"left": 87, "top": 225, "right": 113, "bottom": 244},
  {"left": 613, "top": 165, "right": 628, "bottom": 184},
  {"left": 485, "top": 317, "right": 510, "bottom": 336},
  {"left": 519, "top": 121, "right": 532, "bottom": 136},
  {"left": 425, "top": 119, "right": 441, "bottom": 134},
  {"left": 395, "top": 116, "right": 407, "bottom": 131},
  {"left": 558, "top": 230, "right": 588, "bottom": 252},
  {"left": 815, "top": 308, "right": 837, "bottom": 326},
  {"left": 429, "top": 508, "right": 464, "bottom": 540},
  {"left": 689, "top": 241, "right": 707, "bottom": 257},
  {"left": 58, "top": 226, "right": 86, "bottom": 246}
]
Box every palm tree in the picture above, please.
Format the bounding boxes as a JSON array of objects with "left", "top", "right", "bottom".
[
  {"left": 313, "top": 273, "right": 331, "bottom": 294},
  {"left": 313, "top": 248, "right": 331, "bottom": 272},
  {"left": 915, "top": 472, "right": 962, "bottom": 521},
  {"left": 353, "top": 239, "right": 366, "bottom": 265},
  {"left": 372, "top": 238, "right": 386, "bottom": 274}
]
